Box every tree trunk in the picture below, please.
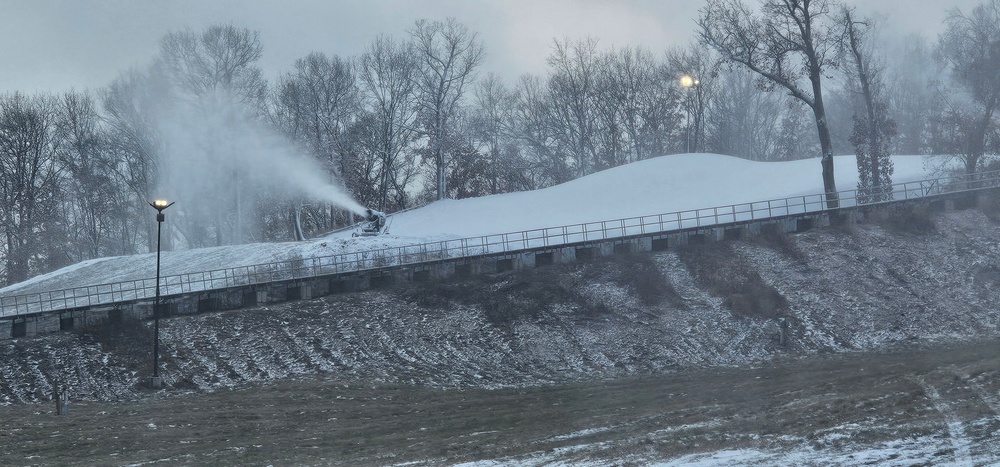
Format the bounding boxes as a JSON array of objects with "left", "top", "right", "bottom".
[
  {"left": 811, "top": 75, "right": 839, "bottom": 209},
  {"left": 291, "top": 205, "right": 305, "bottom": 241},
  {"left": 436, "top": 142, "right": 446, "bottom": 200}
]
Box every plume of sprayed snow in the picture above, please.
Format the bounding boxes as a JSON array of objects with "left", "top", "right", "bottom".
[{"left": 151, "top": 92, "right": 367, "bottom": 242}]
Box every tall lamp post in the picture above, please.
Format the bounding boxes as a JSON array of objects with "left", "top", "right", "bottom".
[
  {"left": 679, "top": 74, "right": 699, "bottom": 153},
  {"left": 148, "top": 199, "right": 174, "bottom": 389}
]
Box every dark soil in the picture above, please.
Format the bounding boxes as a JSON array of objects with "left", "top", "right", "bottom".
[{"left": 2, "top": 339, "right": 999, "bottom": 466}]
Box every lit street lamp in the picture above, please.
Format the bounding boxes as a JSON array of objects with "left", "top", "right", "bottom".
[
  {"left": 679, "top": 74, "right": 699, "bottom": 153},
  {"left": 148, "top": 199, "right": 174, "bottom": 389}
]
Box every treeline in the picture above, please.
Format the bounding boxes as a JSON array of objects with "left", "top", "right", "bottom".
[{"left": 2, "top": 1, "right": 999, "bottom": 286}]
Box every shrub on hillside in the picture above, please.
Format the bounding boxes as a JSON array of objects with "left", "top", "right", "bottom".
[
  {"left": 603, "top": 254, "right": 685, "bottom": 307},
  {"left": 677, "top": 243, "right": 788, "bottom": 320},
  {"left": 871, "top": 204, "right": 936, "bottom": 234},
  {"left": 752, "top": 225, "right": 806, "bottom": 262},
  {"left": 76, "top": 316, "right": 155, "bottom": 381}
]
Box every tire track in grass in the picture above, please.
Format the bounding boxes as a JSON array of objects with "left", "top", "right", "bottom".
[
  {"left": 912, "top": 375, "right": 973, "bottom": 467},
  {"left": 949, "top": 364, "right": 1000, "bottom": 415},
  {"left": 946, "top": 364, "right": 1000, "bottom": 461}
]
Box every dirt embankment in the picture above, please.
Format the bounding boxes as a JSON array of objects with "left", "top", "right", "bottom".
[{"left": 2, "top": 204, "right": 1000, "bottom": 405}]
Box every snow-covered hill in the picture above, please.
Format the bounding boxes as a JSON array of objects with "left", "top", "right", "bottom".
[
  {"left": 383, "top": 153, "right": 934, "bottom": 238},
  {"left": 0, "top": 153, "right": 940, "bottom": 297}
]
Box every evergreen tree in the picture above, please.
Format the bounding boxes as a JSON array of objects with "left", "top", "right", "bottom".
[
  {"left": 850, "top": 101, "right": 896, "bottom": 203},
  {"left": 844, "top": 8, "right": 896, "bottom": 203}
]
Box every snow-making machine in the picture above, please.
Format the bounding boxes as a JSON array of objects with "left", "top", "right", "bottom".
[{"left": 353, "top": 208, "right": 387, "bottom": 237}]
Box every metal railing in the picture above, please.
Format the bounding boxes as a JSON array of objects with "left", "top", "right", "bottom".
[{"left": 3, "top": 169, "right": 1000, "bottom": 317}]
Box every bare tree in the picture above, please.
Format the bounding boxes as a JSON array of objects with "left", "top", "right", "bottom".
[
  {"left": 547, "top": 37, "right": 601, "bottom": 178},
  {"left": 157, "top": 24, "right": 269, "bottom": 246},
  {"left": 887, "top": 36, "right": 935, "bottom": 155},
  {"left": 700, "top": 0, "right": 844, "bottom": 207},
  {"left": 357, "top": 35, "right": 420, "bottom": 211},
  {"left": 641, "top": 60, "right": 685, "bottom": 160},
  {"left": 469, "top": 74, "right": 533, "bottom": 194},
  {"left": 101, "top": 69, "right": 166, "bottom": 253},
  {"left": 159, "top": 24, "right": 267, "bottom": 107},
  {"left": 934, "top": 0, "right": 1000, "bottom": 175},
  {"left": 471, "top": 74, "right": 516, "bottom": 157},
  {"left": 409, "top": 18, "right": 485, "bottom": 200},
  {"left": 776, "top": 99, "right": 821, "bottom": 160},
  {"left": 592, "top": 58, "right": 626, "bottom": 169},
  {"left": 0, "top": 93, "right": 62, "bottom": 285},
  {"left": 273, "top": 52, "right": 360, "bottom": 234},
  {"left": 706, "top": 68, "right": 785, "bottom": 160},
  {"left": 666, "top": 43, "right": 718, "bottom": 154},
  {"left": 593, "top": 46, "right": 659, "bottom": 166},
  {"left": 510, "top": 41, "right": 681, "bottom": 186},
  {"left": 511, "top": 74, "right": 569, "bottom": 185},
  {"left": 56, "top": 91, "right": 130, "bottom": 260},
  {"left": 442, "top": 77, "right": 534, "bottom": 198}
]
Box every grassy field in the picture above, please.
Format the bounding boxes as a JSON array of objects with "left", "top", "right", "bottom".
[{"left": 2, "top": 338, "right": 999, "bottom": 466}]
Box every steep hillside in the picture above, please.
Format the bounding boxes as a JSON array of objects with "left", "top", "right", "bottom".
[{"left": 2, "top": 201, "right": 999, "bottom": 405}]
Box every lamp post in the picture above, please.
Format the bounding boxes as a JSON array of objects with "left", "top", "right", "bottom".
[
  {"left": 148, "top": 199, "right": 174, "bottom": 389},
  {"left": 679, "top": 75, "right": 699, "bottom": 153}
]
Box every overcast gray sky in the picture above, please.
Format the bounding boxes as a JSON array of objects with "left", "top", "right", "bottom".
[{"left": 0, "top": 0, "right": 983, "bottom": 95}]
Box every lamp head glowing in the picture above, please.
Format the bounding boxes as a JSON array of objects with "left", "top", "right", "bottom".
[
  {"left": 679, "top": 75, "right": 699, "bottom": 88},
  {"left": 148, "top": 200, "right": 175, "bottom": 212}
]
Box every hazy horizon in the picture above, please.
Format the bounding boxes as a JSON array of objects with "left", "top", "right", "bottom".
[{"left": 0, "top": 0, "right": 983, "bottom": 95}]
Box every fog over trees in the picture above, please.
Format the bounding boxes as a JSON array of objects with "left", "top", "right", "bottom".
[{"left": 1, "top": 1, "right": 998, "bottom": 286}]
